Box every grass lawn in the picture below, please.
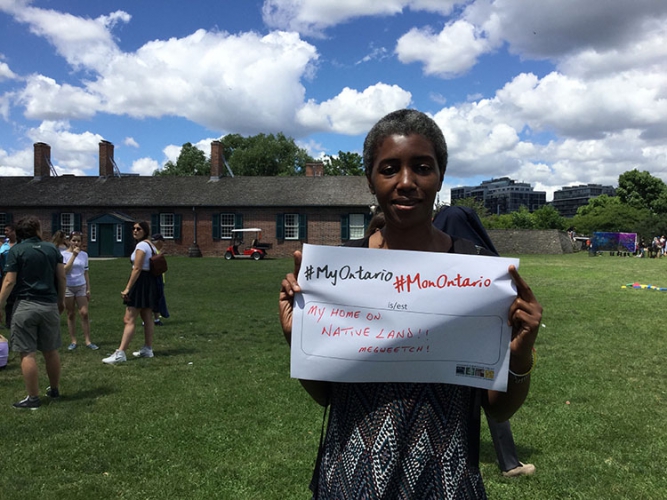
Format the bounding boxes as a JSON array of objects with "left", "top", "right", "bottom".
[{"left": 1, "top": 251, "right": 666, "bottom": 499}]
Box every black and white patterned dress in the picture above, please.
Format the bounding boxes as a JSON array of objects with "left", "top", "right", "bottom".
[{"left": 312, "top": 236, "right": 487, "bottom": 499}]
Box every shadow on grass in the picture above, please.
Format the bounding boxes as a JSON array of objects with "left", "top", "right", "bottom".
[{"left": 52, "top": 385, "right": 116, "bottom": 404}]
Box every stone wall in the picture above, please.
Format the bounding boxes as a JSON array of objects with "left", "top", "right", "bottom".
[{"left": 488, "top": 229, "right": 575, "bottom": 255}]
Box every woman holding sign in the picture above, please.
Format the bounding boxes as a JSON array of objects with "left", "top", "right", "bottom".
[{"left": 279, "top": 109, "right": 542, "bottom": 499}]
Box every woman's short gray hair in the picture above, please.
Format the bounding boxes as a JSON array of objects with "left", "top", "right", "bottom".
[{"left": 363, "top": 109, "right": 447, "bottom": 179}]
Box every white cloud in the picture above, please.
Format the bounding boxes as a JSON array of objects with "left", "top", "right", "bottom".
[
  {"left": 13, "top": 26, "right": 320, "bottom": 136},
  {"left": 0, "top": 60, "right": 17, "bottom": 80},
  {"left": 262, "top": 0, "right": 460, "bottom": 35},
  {"left": 19, "top": 75, "right": 99, "bottom": 120},
  {"left": 297, "top": 83, "right": 412, "bottom": 134},
  {"left": 124, "top": 137, "right": 139, "bottom": 148},
  {"left": 396, "top": 20, "right": 493, "bottom": 78},
  {"left": 7, "top": 3, "right": 129, "bottom": 71},
  {"left": 131, "top": 157, "right": 159, "bottom": 176},
  {"left": 25, "top": 121, "right": 103, "bottom": 173}
]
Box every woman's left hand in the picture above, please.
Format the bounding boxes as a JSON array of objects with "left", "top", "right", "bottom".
[{"left": 507, "top": 265, "right": 542, "bottom": 359}]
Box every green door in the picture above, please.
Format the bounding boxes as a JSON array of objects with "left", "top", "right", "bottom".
[{"left": 100, "top": 224, "right": 115, "bottom": 257}]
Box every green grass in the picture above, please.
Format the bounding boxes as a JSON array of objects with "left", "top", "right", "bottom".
[{"left": 2, "top": 252, "right": 667, "bottom": 499}]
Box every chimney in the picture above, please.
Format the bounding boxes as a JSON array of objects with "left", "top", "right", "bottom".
[
  {"left": 305, "top": 162, "right": 324, "bottom": 177},
  {"left": 210, "top": 140, "right": 224, "bottom": 180},
  {"left": 34, "top": 142, "right": 51, "bottom": 179},
  {"left": 99, "top": 140, "right": 115, "bottom": 177}
]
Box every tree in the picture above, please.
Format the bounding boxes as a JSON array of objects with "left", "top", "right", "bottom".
[
  {"left": 221, "top": 133, "right": 313, "bottom": 176},
  {"left": 154, "top": 143, "right": 210, "bottom": 176},
  {"left": 572, "top": 203, "right": 648, "bottom": 234},
  {"left": 616, "top": 169, "right": 667, "bottom": 213},
  {"left": 451, "top": 197, "right": 490, "bottom": 219},
  {"left": 532, "top": 205, "right": 565, "bottom": 230},
  {"left": 575, "top": 194, "right": 620, "bottom": 216},
  {"left": 322, "top": 151, "right": 364, "bottom": 176},
  {"left": 511, "top": 206, "right": 535, "bottom": 229}
]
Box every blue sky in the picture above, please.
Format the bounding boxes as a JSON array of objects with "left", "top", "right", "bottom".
[{"left": 1, "top": 0, "right": 666, "bottom": 202}]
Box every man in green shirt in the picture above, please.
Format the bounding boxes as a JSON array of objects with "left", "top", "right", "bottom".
[{"left": 0, "top": 216, "right": 66, "bottom": 409}]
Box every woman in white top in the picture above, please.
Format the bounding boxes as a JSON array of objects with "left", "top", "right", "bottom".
[
  {"left": 103, "top": 221, "right": 159, "bottom": 364},
  {"left": 62, "top": 231, "right": 97, "bottom": 350}
]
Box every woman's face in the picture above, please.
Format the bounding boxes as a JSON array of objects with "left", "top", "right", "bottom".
[
  {"left": 70, "top": 235, "right": 82, "bottom": 248},
  {"left": 368, "top": 134, "right": 443, "bottom": 230},
  {"left": 132, "top": 225, "right": 145, "bottom": 241}
]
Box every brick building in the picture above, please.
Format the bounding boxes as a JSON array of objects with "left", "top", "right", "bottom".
[{"left": 0, "top": 141, "right": 376, "bottom": 258}]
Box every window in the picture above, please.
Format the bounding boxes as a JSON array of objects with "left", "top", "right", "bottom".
[
  {"left": 160, "top": 213, "right": 175, "bottom": 239},
  {"left": 349, "top": 214, "right": 365, "bottom": 240},
  {"left": 0, "top": 213, "right": 9, "bottom": 227},
  {"left": 52, "top": 212, "right": 81, "bottom": 234},
  {"left": 284, "top": 214, "right": 299, "bottom": 240},
  {"left": 116, "top": 224, "right": 123, "bottom": 242},
  {"left": 151, "top": 213, "right": 182, "bottom": 240},
  {"left": 60, "top": 213, "right": 74, "bottom": 234},
  {"left": 212, "top": 213, "right": 243, "bottom": 240},
  {"left": 276, "top": 213, "right": 307, "bottom": 240},
  {"left": 90, "top": 224, "right": 97, "bottom": 242},
  {"left": 220, "top": 213, "right": 236, "bottom": 239},
  {"left": 341, "top": 213, "right": 369, "bottom": 240}
]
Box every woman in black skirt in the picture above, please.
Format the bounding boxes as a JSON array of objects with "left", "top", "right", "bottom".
[{"left": 103, "top": 221, "right": 159, "bottom": 364}]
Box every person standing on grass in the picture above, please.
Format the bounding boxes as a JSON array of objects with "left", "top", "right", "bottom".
[
  {"left": 151, "top": 233, "right": 169, "bottom": 326},
  {"left": 0, "top": 223, "right": 18, "bottom": 328},
  {"left": 103, "top": 221, "right": 158, "bottom": 364},
  {"left": 62, "top": 231, "right": 98, "bottom": 351},
  {"left": 279, "top": 109, "right": 542, "bottom": 498},
  {"left": 433, "top": 205, "right": 536, "bottom": 478},
  {"left": 0, "top": 216, "right": 65, "bottom": 409}
]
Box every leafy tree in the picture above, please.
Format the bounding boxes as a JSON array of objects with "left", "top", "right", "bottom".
[
  {"left": 511, "top": 206, "right": 535, "bottom": 229},
  {"left": 532, "top": 205, "right": 565, "bottom": 230},
  {"left": 323, "top": 151, "right": 364, "bottom": 176},
  {"left": 154, "top": 143, "right": 210, "bottom": 176},
  {"left": 482, "top": 214, "right": 514, "bottom": 229},
  {"left": 451, "top": 197, "right": 490, "bottom": 219},
  {"left": 575, "top": 194, "right": 621, "bottom": 216},
  {"left": 221, "top": 133, "right": 313, "bottom": 176},
  {"left": 616, "top": 169, "right": 667, "bottom": 213},
  {"left": 572, "top": 203, "right": 648, "bottom": 234}
]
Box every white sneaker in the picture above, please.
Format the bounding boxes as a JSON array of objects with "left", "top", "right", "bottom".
[
  {"left": 102, "top": 350, "right": 127, "bottom": 364},
  {"left": 133, "top": 346, "right": 154, "bottom": 358}
]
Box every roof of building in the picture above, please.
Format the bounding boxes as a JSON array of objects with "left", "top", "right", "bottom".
[{"left": 0, "top": 175, "right": 375, "bottom": 208}]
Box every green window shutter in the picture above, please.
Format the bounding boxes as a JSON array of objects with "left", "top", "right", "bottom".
[
  {"left": 212, "top": 214, "right": 220, "bottom": 240},
  {"left": 6, "top": 213, "right": 12, "bottom": 224},
  {"left": 340, "top": 214, "right": 350, "bottom": 240},
  {"left": 151, "top": 214, "right": 159, "bottom": 235},
  {"left": 174, "top": 214, "right": 182, "bottom": 239},
  {"left": 276, "top": 214, "right": 284, "bottom": 240},
  {"left": 52, "top": 213, "right": 59, "bottom": 233},
  {"left": 74, "top": 213, "right": 82, "bottom": 232},
  {"left": 298, "top": 214, "right": 307, "bottom": 240},
  {"left": 235, "top": 214, "right": 244, "bottom": 229}
]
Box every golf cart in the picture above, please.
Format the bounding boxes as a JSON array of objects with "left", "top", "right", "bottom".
[{"left": 224, "top": 228, "right": 270, "bottom": 260}]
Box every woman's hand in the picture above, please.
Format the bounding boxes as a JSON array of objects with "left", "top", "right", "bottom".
[
  {"left": 507, "top": 265, "right": 542, "bottom": 369},
  {"left": 279, "top": 251, "right": 302, "bottom": 344},
  {"left": 121, "top": 288, "right": 130, "bottom": 300}
]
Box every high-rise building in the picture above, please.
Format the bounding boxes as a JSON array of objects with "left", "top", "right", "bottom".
[
  {"left": 451, "top": 177, "right": 546, "bottom": 215},
  {"left": 551, "top": 184, "right": 616, "bottom": 217}
]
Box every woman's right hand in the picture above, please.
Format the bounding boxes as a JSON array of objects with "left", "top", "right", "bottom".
[{"left": 278, "top": 251, "right": 302, "bottom": 344}]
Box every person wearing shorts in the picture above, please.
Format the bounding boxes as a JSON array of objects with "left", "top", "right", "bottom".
[
  {"left": 0, "top": 216, "right": 65, "bottom": 410},
  {"left": 62, "top": 231, "right": 97, "bottom": 350}
]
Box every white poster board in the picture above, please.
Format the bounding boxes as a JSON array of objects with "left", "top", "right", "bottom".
[{"left": 290, "top": 244, "right": 519, "bottom": 391}]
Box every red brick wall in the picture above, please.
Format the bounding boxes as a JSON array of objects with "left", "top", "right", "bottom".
[{"left": 10, "top": 206, "right": 369, "bottom": 258}]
